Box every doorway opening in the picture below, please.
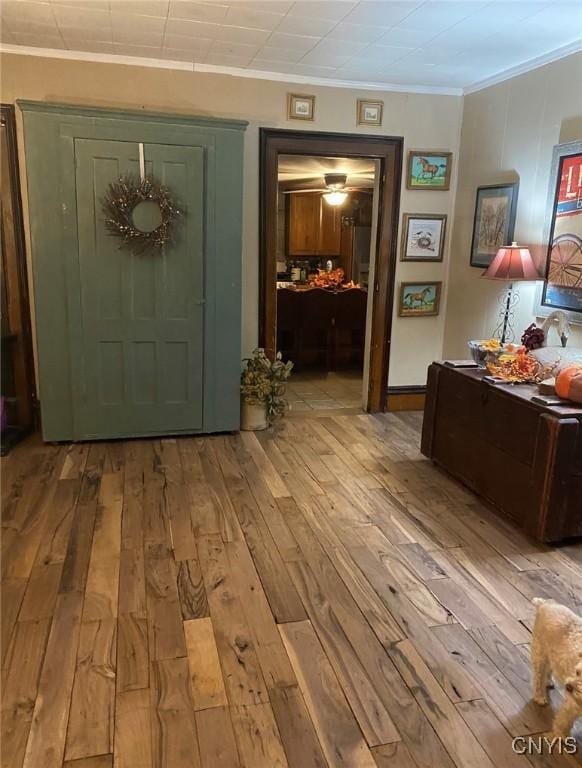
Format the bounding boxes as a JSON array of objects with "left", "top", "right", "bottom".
[
  {"left": 277, "top": 154, "right": 375, "bottom": 412},
  {"left": 260, "top": 129, "right": 403, "bottom": 412}
]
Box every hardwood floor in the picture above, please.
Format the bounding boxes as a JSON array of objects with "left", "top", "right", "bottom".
[{"left": 1, "top": 411, "right": 581, "bottom": 768}]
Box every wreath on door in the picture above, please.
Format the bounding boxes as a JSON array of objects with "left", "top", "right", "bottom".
[{"left": 102, "top": 175, "right": 184, "bottom": 254}]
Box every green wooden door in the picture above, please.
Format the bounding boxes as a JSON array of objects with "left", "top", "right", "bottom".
[{"left": 72, "top": 138, "right": 205, "bottom": 439}]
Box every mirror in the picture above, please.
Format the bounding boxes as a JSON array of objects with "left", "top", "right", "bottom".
[{"left": 131, "top": 200, "right": 163, "bottom": 233}]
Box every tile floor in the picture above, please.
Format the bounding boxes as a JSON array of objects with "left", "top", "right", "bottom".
[{"left": 286, "top": 370, "right": 363, "bottom": 412}]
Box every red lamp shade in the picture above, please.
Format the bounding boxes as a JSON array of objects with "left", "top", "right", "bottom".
[{"left": 482, "top": 242, "right": 540, "bottom": 281}]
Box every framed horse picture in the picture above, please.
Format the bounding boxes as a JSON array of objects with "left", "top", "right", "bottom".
[
  {"left": 398, "top": 281, "right": 442, "bottom": 317},
  {"left": 407, "top": 150, "right": 452, "bottom": 190}
]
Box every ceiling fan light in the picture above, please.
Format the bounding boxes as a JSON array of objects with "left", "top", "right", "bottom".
[{"left": 323, "top": 191, "right": 348, "bottom": 206}]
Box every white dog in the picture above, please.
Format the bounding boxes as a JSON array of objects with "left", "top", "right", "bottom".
[{"left": 531, "top": 597, "right": 582, "bottom": 738}]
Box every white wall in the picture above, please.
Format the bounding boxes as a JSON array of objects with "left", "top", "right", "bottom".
[
  {"left": 1, "top": 52, "right": 463, "bottom": 388},
  {"left": 444, "top": 52, "right": 582, "bottom": 358}
]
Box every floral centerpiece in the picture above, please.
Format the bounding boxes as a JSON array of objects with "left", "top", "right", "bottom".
[
  {"left": 486, "top": 346, "right": 553, "bottom": 383},
  {"left": 308, "top": 268, "right": 345, "bottom": 289},
  {"left": 240, "top": 348, "right": 293, "bottom": 430}
]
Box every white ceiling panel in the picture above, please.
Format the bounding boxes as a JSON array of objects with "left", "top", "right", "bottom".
[
  {"left": 52, "top": 4, "right": 110, "bottom": 29},
  {"left": 286, "top": 1, "right": 356, "bottom": 22},
  {"left": 162, "top": 47, "right": 194, "bottom": 60},
  {"left": 266, "top": 31, "right": 320, "bottom": 50},
  {"left": 275, "top": 13, "right": 336, "bottom": 36},
  {"left": 343, "top": 1, "right": 423, "bottom": 27},
  {"left": 164, "top": 16, "right": 216, "bottom": 37},
  {"left": 224, "top": 5, "right": 286, "bottom": 29},
  {"left": 113, "top": 1, "right": 169, "bottom": 17},
  {"left": 115, "top": 42, "right": 162, "bottom": 57},
  {"left": 14, "top": 31, "right": 66, "bottom": 48},
  {"left": 61, "top": 24, "right": 114, "bottom": 42},
  {"left": 51, "top": 0, "right": 109, "bottom": 9},
  {"left": 376, "top": 24, "right": 438, "bottom": 48},
  {"left": 215, "top": 24, "right": 271, "bottom": 44},
  {"left": 325, "top": 21, "right": 388, "bottom": 43},
  {"left": 1, "top": 0, "right": 580, "bottom": 94},
  {"left": 2, "top": 1, "right": 56, "bottom": 24},
  {"left": 168, "top": 1, "right": 228, "bottom": 23},
  {"left": 253, "top": 44, "right": 305, "bottom": 62}
]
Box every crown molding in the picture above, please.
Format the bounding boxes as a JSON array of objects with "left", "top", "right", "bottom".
[
  {"left": 0, "top": 44, "right": 463, "bottom": 96},
  {"left": 2, "top": 40, "right": 580, "bottom": 100},
  {"left": 193, "top": 61, "right": 463, "bottom": 95},
  {"left": 463, "top": 40, "right": 582, "bottom": 95}
]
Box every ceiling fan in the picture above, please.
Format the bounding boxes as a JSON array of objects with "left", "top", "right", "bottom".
[{"left": 281, "top": 173, "right": 364, "bottom": 205}]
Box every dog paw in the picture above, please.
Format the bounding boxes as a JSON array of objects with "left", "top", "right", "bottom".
[{"left": 533, "top": 696, "right": 549, "bottom": 706}]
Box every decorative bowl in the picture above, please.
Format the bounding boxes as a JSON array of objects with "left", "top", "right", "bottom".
[
  {"left": 468, "top": 341, "right": 491, "bottom": 368},
  {"left": 467, "top": 340, "right": 509, "bottom": 368}
]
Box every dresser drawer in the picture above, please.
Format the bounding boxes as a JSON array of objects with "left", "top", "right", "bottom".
[{"left": 436, "top": 367, "right": 539, "bottom": 466}]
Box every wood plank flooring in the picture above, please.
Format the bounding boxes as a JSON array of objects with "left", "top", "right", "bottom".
[{"left": 2, "top": 411, "right": 581, "bottom": 768}]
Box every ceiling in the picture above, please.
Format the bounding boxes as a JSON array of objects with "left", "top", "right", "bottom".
[
  {"left": 1, "top": 1, "right": 581, "bottom": 93},
  {"left": 278, "top": 154, "right": 375, "bottom": 190}
]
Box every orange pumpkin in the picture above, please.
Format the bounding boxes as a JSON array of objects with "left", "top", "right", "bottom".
[{"left": 555, "top": 365, "right": 582, "bottom": 403}]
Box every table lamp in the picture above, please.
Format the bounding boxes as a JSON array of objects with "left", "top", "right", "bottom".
[{"left": 482, "top": 242, "right": 540, "bottom": 343}]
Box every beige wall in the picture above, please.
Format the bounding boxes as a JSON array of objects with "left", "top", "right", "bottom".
[
  {"left": 444, "top": 52, "right": 582, "bottom": 358},
  {"left": 1, "top": 52, "right": 463, "bottom": 388}
]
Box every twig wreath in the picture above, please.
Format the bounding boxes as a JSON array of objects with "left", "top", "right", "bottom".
[{"left": 102, "top": 175, "right": 184, "bottom": 254}]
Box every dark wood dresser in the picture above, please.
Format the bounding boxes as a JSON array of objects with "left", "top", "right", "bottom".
[{"left": 421, "top": 363, "right": 582, "bottom": 542}]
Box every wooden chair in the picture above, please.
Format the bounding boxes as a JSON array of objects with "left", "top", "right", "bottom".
[
  {"left": 298, "top": 288, "right": 335, "bottom": 371},
  {"left": 276, "top": 288, "right": 300, "bottom": 363},
  {"left": 332, "top": 288, "right": 367, "bottom": 371}
]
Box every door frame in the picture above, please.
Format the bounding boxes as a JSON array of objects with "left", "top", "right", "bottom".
[
  {"left": 259, "top": 128, "right": 403, "bottom": 412},
  {"left": 1, "top": 103, "right": 37, "bottom": 431}
]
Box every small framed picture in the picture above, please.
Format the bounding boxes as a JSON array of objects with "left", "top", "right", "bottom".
[
  {"left": 398, "top": 281, "right": 442, "bottom": 317},
  {"left": 401, "top": 213, "right": 447, "bottom": 262},
  {"left": 287, "top": 93, "right": 315, "bottom": 121},
  {"left": 357, "top": 99, "right": 383, "bottom": 126},
  {"left": 470, "top": 182, "right": 519, "bottom": 268},
  {"left": 407, "top": 150, "right": 452, "bottom": 191}
]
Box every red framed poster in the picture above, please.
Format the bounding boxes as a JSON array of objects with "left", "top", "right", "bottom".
[{"left": 542, "top": 146, "right": 582, "bottom": 313}]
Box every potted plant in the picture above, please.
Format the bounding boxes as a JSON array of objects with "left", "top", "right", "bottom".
[{"left": 240, "top": 348, "right": 293, "bottom": 431}]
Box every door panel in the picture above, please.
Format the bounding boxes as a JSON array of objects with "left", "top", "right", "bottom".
[{"left": 73, "top": 138, "right": 205, "bottom": 438}]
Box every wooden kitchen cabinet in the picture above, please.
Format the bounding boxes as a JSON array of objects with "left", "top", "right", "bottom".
[
  {"left": 319, "top": 201, "right": 342, "bottom": 256},
  {"left": 287, "top": 193, "right": 342, "bottom": 257},
  {"left": 287, "top": 193, "right": 319, "bottom": 255}
]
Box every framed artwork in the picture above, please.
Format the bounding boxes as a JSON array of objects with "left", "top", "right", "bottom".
[
  {"left": 357, "top": 99, "right": 383, "bottom": 126},
  {"left": 287, "top": 93, "right": 315, "bottom": 121},
  {"left": 470, "top": 182, "right": 519, "bottom": 268},
  {"left": 398, "top": 281, "right": 442, "bottom": 317},
  {"left": 407, "top": 150, "right": 452, "bottom": 190},
  {"left": 539, "top": 141, "right": 582, "bottom": 316},
  {"left": 400, "top": 213, "right": 447, "bottom": 262}
]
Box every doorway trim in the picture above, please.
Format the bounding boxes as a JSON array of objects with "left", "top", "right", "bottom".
[
  {"left": 259, "top": 128, "right": 403, "bottom": 412},
  {"left": 1, "top": 104, "right": 37, "bottom": 432}
]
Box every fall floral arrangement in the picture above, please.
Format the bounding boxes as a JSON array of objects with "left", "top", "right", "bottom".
[
  {"left": 240, "top": 348, "right": 293, "bottom": 421},
  {"left": 486, "top": 346, "right": 553, "bottom": 383},
  {"left": 308, "top": 268, "right": 346, "bottom": 288}
]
